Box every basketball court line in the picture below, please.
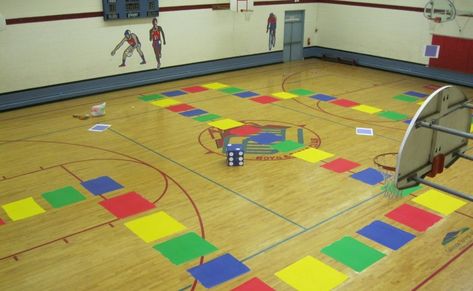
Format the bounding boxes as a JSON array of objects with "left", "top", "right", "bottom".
[
  {"left": 0, "top": 142, "right": 203, "bottom": 260},
  {"left": 412, "top": 241, "right": 473, "bottom": 290},
  {"left": 0, "top": 63, "right": 285, "bottom": 122},
  {"left": 270, "top": 102, "right": 401, "bottom": 142},
  {"left": 109, "top": 128, "right": 307, "bottom": 230}
]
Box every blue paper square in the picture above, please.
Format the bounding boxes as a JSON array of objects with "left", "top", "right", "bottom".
[
  {"left": 424, "top": 45, "right": 439, "bottom": 58},
  {"left": 350, "top": 168, "right": 387, "bottom": 185},
  {"left": 81, "top": 176, "right": 124, "bottom": 196},
  {"left": 404, "top": 91, "right": 427, "bottom": 98},
  {"left": 357, "top": 220, "right": 415, "bottom": 250},
  {"left": 180, "top": 109, "right": 207, "bottom": 117},
  {"left": 403, "top": 119, "right": 412, "bottom": 125},
  {"left": 310, "top": 94, "right": 336, "bottom": 102},
  {"left": 162, "top": 90, "right": 186, "bottom": 97},
  {"left": 187, "top": 253, "right": 250, "bottom": 288},
  {"left": 234, "top": 91, "right": 259, "bottom": 98},
  {"left": 249, "top": 132, "right": 283, "bottom": 144}
]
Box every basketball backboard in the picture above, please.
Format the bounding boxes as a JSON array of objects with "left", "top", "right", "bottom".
[
  {"left": 395, "top": 85, "right": 472, "bottom": 199},
  {"left": 423, "top": 0, "right": 456, "bottom": 22},
  {"left": 230, "top": 0, "right": 254, "bottom": 12}
]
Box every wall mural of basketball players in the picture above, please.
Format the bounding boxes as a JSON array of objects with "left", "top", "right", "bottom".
[
  {"left": 111, "top": 30, "right": 146, "bottom": 67},
  {"left": 266, "top": 13, "right": 277, "bottom": 51},
  {"left": 149, "top": 17, "right": 166, "bottom": 69}
]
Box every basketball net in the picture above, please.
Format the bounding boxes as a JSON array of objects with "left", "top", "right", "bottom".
[{"left": 373, "top": 152, "right": 403, "bottom": 198}]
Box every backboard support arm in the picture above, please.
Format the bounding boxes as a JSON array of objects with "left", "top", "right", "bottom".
[
  {"left": 411, "top": 176, "right": 473, "bottom": 201},
  {"left": 418, "top": 121, "right": 473, "bottom": 140}
]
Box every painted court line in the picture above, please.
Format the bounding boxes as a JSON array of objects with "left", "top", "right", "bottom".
[{"left": 109, "top": 128, "right": 306, "bottom": 230}]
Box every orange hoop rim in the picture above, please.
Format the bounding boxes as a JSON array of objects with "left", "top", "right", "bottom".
[{"left": 373, "top": 152, "right": 398, "bottom": 172}]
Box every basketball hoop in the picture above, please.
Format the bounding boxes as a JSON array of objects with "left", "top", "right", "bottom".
[{"left": 373, "top": 152, "right": 403, "bottom": 198}]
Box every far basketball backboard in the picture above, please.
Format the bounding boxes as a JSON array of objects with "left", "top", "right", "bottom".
[
  {"left": 395, "top": 85, "right": 473, "bottom": 200},
  {"left": 230, "top": 0, "right": 254, "bottom": 12}
]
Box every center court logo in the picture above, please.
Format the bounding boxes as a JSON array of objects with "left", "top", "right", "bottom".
[
  {"left": 442, "top": 227, "right": 470, "bottom": 245},
  {"left": 442, "top": 227, "right": 472, "bottom": 252},
  {"left": 198, "top": 120, "right": 321, "bottom": 160}
]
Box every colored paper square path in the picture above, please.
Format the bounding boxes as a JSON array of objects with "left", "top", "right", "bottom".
[
  {"left": 99, "top": 192, "right": 155, "bottom": 219},
  {"left": 231, "top": 277, "right": 274, "bottom": 291},
  {"left": 357, "top": 220, "right": 415, "bottom": 250},
  {"left": 42, "top": 186, "right": 86, "bottom": 208},
  {"left": 385, "top": 204, "right": 442, "bottom": 232},
  {"left": 153, "top": 232, "right": 218, "bottom": 265},
  {"left": 2, "top": 197, "right": 46, "bottom": 221},
  {"left": 208, "top": 119, "right": 245, "bottom": 130},
  {"left": 321, "top": 236, "right": 385, "bottom": 272},
  {"left": 124, "top": 211, "right": 186, "bottom": 243},
  {"left": 412, "top": 189, "right": 467, "bottom": 215},
  {"left": 187, "top": 253, "right": 250, "bottom": 288},
  {"left": 275, "top": 256, "right": 348, "bottom": 290},
  {"left": 291, "top": 148, "right": 334, "bottom": 163}
]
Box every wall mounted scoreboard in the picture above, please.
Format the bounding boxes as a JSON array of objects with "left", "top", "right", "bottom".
[{"left": 103, "top": 0, "right": 159, "bottom": 20}]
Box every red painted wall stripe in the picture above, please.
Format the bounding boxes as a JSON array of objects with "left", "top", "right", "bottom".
[
  {"left": 6, "top": 1, "right": 424, "bottom": 25},
  {"left": 429, "top": 34, "right": 473, "bottom": 74},
  {"left": 6, "top": 12, "right": 103, "bottom": 25}
]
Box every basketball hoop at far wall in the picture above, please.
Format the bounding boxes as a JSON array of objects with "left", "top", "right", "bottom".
[{"left": 373, "top": 152, "right": 403, "bottom": 198}]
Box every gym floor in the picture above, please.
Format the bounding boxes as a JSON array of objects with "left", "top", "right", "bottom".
[{"left": 0, "top": 59, "right": 472, "bottom": 290}]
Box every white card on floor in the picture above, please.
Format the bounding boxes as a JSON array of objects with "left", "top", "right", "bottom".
[
  {"left": 356, "top": 127, "right": 373, "bottom": 136},
  {"left": 89, "top": 124, "right": 111, "bottom": 132}
]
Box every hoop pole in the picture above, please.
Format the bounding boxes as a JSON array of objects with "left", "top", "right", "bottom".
[
  {"left": 418, "top": 121, "right": 473, "bottom": 139},
  {"left": 457, "top": 151, "right": 473, "bottom": 161},
  {"left": 411, "top": 176, "right": 473, "bottom": 201},
  {"left": 464, "top": 103, "right": 473, "bottom": 109}
]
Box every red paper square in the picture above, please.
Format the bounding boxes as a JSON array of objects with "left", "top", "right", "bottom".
[
  {"left": 231, "top": 277, "right": 275, "bottom": 291},
  {"left": 182, "top": 86, "right": 208, "bottom": 93},
  {"left": 166, "top": 104, "right": 195, "bottom": 112},
  {"left": 250, "top": 96, "right": 280, "bottom": 104},
  {"left": 229, "top": 125, "right": 262, "bottom": 136},
  {"left": 0, "top": 218, "right": 5, "bottom": 225},
  {"left": 385, "top": 204, "right": 442, "bottom": 232},
  {"left": 99, "top": 192, "right": 155, "bottom": 219},
  {"left": 321, "top": 158, "right": 360, "bottom": 173},
  {"left": 330, "top": 99, "right": 360, "bottom": 107}
]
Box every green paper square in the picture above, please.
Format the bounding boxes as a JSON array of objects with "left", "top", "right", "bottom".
[
  {"left": 321, "top": 236, "right": 385, "bottom": 272},
  {"left": 393, "top": 95, "right": 419, "bottom": 103},
  {"left": 289, "top": 88, "right": 315, "bottom": 96},
  {"left": 42, "top": 186, "right": 86, "bottom": 208},
  {"left": 381, "top": 184, "right": 423, "bottom": 197},
  {"left": 219, "top": 87, "right": 245, "bottom": 94},
  {"left": 193, "top": 114, "right": 221, "bottom": 122},
  {"left": 153, "top": 232, "right": 218, "bottom": 265},
  {"left": 271, "top": 140, "right": 305, "bottom": 153},
  {"left": 377, "top": 111, "right": 409, "bottom": 121},
  {"left": 139, "top": 94, "right": 165, "bottom": 102}
]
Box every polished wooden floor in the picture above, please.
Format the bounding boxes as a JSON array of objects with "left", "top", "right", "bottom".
[{"left": 0, "top": 59, "right": 472, "bottom": 290}]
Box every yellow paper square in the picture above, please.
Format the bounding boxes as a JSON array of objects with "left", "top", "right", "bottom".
[
  {"left": 291, "top": 148, "right": 334, "bottom": 163},
  {"left": 417, "top": 100, "right": 425, "bottom": 105},
  {"left": 2, "top": 197, "right": 46, "bottom": 221},
  {"left": 150, "top": 98, "right": 182, "bottom": 107},
  {"left": 202, "top": 82, "right": 229, "bottom": 89},
  {"left": 272, "top": 92, "right": 298, "bottom": 99},
  {"left": 412, "top": 189, "right": 467, "bottom": 215},
  {"left": 208, "top": 119, "right": 244, "bottom": 130},
  {"left": 276, "top": 256, "right": 348, "bottom": 291},
  {"left": 124, "top": 211, "right": 186, "bottom": 243},
  {"left": 352, "top": 104, "right": 382, "bottom": 114}
]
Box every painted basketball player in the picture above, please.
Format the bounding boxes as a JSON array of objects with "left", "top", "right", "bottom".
[
  {"left": 149, "top": 18, "right": 166, "bottom": 69},
  {"left": 266, "top": 13, "right": 277, "bottom": 50},
  {"left": 111, "top": 30, "right": 146, "bottom": 67}
]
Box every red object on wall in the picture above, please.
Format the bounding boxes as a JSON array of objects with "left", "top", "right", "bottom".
[{"left": 429, "top": 34, "right": 473, "bottom": 74}]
